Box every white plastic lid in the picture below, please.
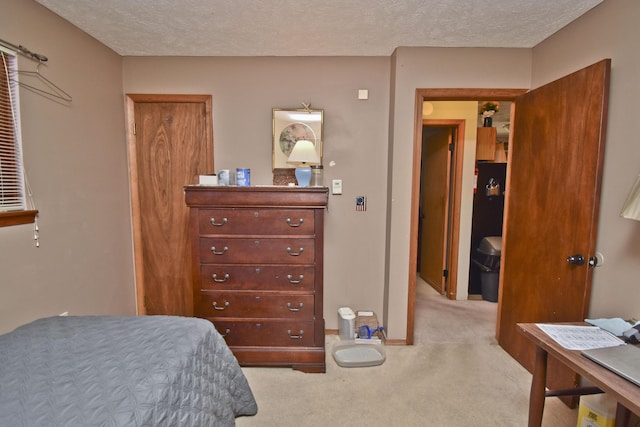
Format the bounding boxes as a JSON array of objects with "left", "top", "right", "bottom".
[
  {"left": 338, "top": 307, "right": 356, "bottom": 319},
  {"left": 333, "top": 343, "right": 386, "bottom": 367}
]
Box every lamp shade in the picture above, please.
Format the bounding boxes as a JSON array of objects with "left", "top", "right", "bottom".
[
  {"left": 287, "top": 140, "right": 320, "bottom": 187},
  {"left": 621, "top": 174, "right": 640, "bottom": 221},
  {"left": 286, "top": 140, "right": 320, "bottom": 166}
]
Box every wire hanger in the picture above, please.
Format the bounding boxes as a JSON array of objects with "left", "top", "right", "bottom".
[
  {"left": 0, "top": 37, "right": 72, "bottom": 102},
  {"left": 16, "top": 62, "right": 72, "bottom": 103}
]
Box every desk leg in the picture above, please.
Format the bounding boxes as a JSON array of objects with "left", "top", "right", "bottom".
[
  {"left": 529, "top": 346, "right": 548, "bottom": 427},
  {"left": 615, "top": 403, "right": 630, "bottom": 427}
]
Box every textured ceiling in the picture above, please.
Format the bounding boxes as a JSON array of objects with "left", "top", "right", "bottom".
[{"left": 35, "top": 0, "right": 602, "bottom": 56}]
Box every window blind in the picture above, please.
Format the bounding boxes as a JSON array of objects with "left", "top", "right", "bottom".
[{"left": 0, "top": 49, "right": 26, "bottom": 212}]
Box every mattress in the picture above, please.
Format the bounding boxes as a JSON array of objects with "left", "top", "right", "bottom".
[{"left": 0, "top": 315, "right": 257, "bottom": 426}]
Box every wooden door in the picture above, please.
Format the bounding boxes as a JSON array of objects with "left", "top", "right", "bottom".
[
  {"left": 419, "top": 126, "right": 452, "bottom": 294},
  {"left": 497, "top": 60, "right": 610, "bottom": 393},
  {"left": 126, "top": 94, "right": 213, "bottom": 316}
]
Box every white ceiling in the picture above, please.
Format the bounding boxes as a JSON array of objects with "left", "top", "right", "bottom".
[{"left": 35, "top": 0, "right": 602, "bottom": 57}]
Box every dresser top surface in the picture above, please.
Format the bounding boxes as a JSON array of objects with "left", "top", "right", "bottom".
[{"left": 184, "top": 185, "right": 329, "bottom": 208}]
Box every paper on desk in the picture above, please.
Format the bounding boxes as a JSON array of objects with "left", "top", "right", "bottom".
[
  {"left": 536, "top": 324, "right": 626, "bottom": 350},
  {"left": 585, "top": 317, "right": 634, "bottom": 336}
]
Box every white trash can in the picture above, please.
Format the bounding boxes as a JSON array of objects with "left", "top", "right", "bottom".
[{"left": 338, "top": 307, "right": 356, "bottom": 340}]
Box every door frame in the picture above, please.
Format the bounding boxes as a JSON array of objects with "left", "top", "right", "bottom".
[
  {"left": 407, "top": 88, "right": 527, "bottom": 345},
  {"left": 125, "top": 94, "right": 213, "bottom": 315}
]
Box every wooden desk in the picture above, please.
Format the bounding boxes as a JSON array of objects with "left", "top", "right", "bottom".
[{"left": 517, "top": 323, "right": 639, "bottom": 427}]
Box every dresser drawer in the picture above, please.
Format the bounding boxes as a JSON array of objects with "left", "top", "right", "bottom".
[
  {"left": 199, "top": 237, "right": 315, "bottom": 264},
  {"left": 197, "top": 293, "right": 314, "bottom": 318},
  {"left": 200, "top": 265, "right": 316, "bottom": 291},
  {"left": 210, "top": 319, "right": 316, "bottom": 347},
  {"left": 198, "top": 209, "right": 315, "bottom": 235}
]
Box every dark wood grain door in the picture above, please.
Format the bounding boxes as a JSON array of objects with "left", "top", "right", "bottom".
[
  {"left": 127, "top": 94, "right": 213, "bottom": 316},
  {"left": 497, "top": 60, "right": 610, "bottom": 394}
]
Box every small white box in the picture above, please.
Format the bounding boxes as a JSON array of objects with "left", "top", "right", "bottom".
[{"left": 199, "top": 174, "right": 218, "bottom": 185}]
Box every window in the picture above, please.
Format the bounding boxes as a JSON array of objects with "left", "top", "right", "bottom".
[{"left": 0, "top": 48, "right": 37, "bottom": 227}]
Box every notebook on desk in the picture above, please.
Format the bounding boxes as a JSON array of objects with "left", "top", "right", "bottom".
[{"left": 581, "top": 344, "right": 640, "bottom": 387}]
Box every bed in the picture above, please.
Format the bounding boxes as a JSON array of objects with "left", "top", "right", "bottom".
[{"left": 0, "top": 315, "right": 258, "bottom": 426}]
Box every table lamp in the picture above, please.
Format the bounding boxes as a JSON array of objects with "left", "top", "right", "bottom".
[
  {"left": 621, "top": 174, "right": 640, "bottom": 221},
  {"left": 287, "top": 140, "right": 320, "bottom": 187}
]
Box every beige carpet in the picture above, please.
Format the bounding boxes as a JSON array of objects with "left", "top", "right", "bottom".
[{"left": 236, "top": 279, "right": 578, "bottom": 426}]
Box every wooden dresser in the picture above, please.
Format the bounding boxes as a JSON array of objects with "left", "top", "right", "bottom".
[{"left": 184, "top": 186, "right": 328, "bottom": 373}]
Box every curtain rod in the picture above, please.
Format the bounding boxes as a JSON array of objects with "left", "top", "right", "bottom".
[{"left": 0, "top": 37, "right": 48, "bottom": 62}]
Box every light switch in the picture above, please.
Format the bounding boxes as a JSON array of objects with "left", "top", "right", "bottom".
[
  {"left": 358, "top": 89, "right": 369, "bottom": 100},
  {"left": 332, "top": 179, "right": 343, "bottom": 195}
]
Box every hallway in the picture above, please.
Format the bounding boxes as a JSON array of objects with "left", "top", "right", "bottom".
[
  {"left": 414, "top": 275, "right": 580, "bottom": 426},
  {"left": 415, "top": 275, "right": 497, "bottom": 345}
]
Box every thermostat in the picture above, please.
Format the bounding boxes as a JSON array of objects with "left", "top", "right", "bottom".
[{"left": 332, "top": 179, "right": 343, "bottom": 195}]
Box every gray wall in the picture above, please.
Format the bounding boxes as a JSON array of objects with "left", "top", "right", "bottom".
[
  {"left": 386, "top": 47, "right": 532, "bottom": 337},
  {"left": 531, "top": 0, "right": 640, "bottom": 319},
  {"left": 0, "top": 0, "right": 135, "bottom": 333},
  {"left": 385, "top": 0, "right": 640, "bottom": 336},
  {"left": 2, "top": 0, "right": 638, "bottom": 339},
  {"left": 122, "top": 56, "right": 392, "bottom": 330}
]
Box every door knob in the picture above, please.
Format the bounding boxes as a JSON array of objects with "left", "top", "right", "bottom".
[{"left": 566, "top": 254, "right": 585, "bottom": 265}]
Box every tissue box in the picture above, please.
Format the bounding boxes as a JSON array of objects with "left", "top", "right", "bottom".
[{"left": 198, "top": 174, "right": 218, "bottom": 185}]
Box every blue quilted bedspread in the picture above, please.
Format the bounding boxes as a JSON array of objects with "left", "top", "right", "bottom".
[{"left": 0, "top": 315, "right": 257, "bottom": 426}]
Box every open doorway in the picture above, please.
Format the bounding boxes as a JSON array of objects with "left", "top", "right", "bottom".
[
  {"left": 406, "top": 89, "right": 527, "bottom": 345},
  {"left": 409, "top": 63, "right": 609, "bottom": 400},
  {"left": 417, "top": 101, "right": 511, "bottom": 301}
]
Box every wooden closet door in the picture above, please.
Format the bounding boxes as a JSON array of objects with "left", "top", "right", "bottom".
[
  {"left": 419, "top": 127, "right": 452, "bottom": 294},
  {"left": 126, "top": 94, "right": 213, "bottom": 316}
]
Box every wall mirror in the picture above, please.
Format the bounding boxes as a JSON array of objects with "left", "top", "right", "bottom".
[{"left": 272, "top": 108, "right": 323, "bottom": 171}]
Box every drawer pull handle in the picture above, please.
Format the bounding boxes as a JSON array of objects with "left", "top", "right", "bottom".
[
  {"left": 219, "top": 328, "right": 231, "bottom": 337},
  {"left": 212, "top": 273, "right": 230, "bottom": 283},
  {"left": 286, "top": 218, "right": 304, "bottom": 227},
  {"left": 210, "top": 246, "right": 228, "bottom": 255},
  {"left": 287, "top": 274, "right": 304, "bottom": 284},
  {"left": 212, "top": 301, "right": 230, "bottom": 310},
  {"left": 288, "top": 330, "right": 304, "bottom": 339},
  {"left": 287, "top": 302, "right": 304, "bottom": 312},
  {"left": 209, "top": 217, "right": 228, "bottom": 227},
  {"left": 286, "top": 247, "right": 304, "bottom": 256}
]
